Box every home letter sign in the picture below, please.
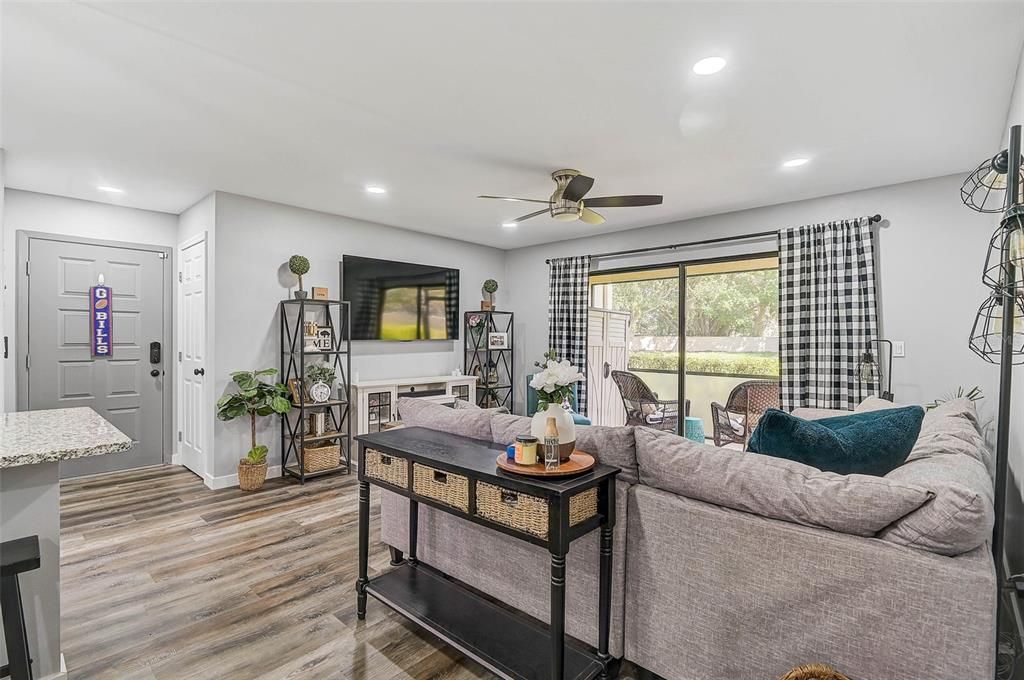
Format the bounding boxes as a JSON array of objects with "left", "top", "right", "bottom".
[{"left": 90, "top": 285, "right": 112, "bottom": 357}]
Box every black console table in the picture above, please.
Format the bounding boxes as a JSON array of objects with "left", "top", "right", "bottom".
[{"left": 355, "top": 426, "right": 620, "bottom": 680}]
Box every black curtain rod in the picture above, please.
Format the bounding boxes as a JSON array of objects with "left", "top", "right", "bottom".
[{"left": 545, "top": 213, "right": 883, "bottom": 264}]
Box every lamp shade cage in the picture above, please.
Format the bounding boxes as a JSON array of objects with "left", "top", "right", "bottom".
[
  {"left": 857, "top": 350, "right": 880, "bottom": 384},
  {"left": 968, "top": 290, "right": 1024, "bottom": 364},
  {"left": 981, "top": 211, "right": 1024, "bottom": 290},
  {"left": 961, "top": 150, "right": 1024, "bottom": 213}
]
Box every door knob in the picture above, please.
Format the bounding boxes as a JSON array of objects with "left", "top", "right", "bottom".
[
  {"left": 603, "top": 361, "right": 611, "bottom": 379},
  {"left": 150, "top": 369, "right": 160, "bottom": 377},
  {"left": 194, "top": 368, "right": 205, "bottom": 376}
]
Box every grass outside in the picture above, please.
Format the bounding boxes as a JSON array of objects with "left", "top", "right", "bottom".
[{"left": 629, "top": 351, "right": 779, "bottom": 377}]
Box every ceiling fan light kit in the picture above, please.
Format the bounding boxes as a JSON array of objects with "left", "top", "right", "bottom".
[{"left": 478, "top": 168, "right": 663, "bottom": 227}]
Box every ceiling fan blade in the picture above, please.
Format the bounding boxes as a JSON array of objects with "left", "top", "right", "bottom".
[
  {"left": 561, "top": 175, "right": 595, "bottom": 202},
  {"left": 512, "top": 208, "right": 550, "bottom": 223},
  {"left": 477, "top": 195, "right": 551, "bottom": 205},
  {"left": 584, "top": 195, "right": 663, "bottom": 208},
  {"left": 579, "top": 208, "right": 605, "bottom": 225}
]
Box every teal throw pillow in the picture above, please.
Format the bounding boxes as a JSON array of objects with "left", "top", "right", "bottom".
[{"left": 747, "top": 405, "right": 925, "bottom": 476}]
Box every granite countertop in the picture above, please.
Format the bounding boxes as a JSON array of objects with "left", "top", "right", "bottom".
[{"left": 0, "top": 407, "right": 133, "bottom": 468}]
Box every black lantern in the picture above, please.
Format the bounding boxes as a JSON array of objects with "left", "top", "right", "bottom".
[
  {"left": 857, "top": 339, "right": 894, "bottom": 401},
  {"left": 961, "top": 149, "right": 1024, "bottom": 213},
  {"left": 968, "top": 289, "right": 1024, "bottom": 365},
  {"left": 981, "top": 209, "right": 1024, "bottom": 290}
]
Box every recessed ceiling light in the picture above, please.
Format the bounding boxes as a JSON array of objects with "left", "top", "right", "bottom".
[
  {"left": 781, "top": 157, "right": 810, "bottom": 168},
  {"left": 97, "top": 185, "right": 123, "bottom": 193},
  {"left": 364, "top": 185, "right": 387, "bottom": 194},
  {"left": 501, "top": 222, "right": 518, "bottom": 228},
  {"left": 692, "top": 56, "right": 727, "bottom": 75}
]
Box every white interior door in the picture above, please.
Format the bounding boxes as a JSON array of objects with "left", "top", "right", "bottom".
[
  {"left": 587, "top": 308, "right": 631, "bottom": 426},
  {"left": 178, "top": 235, "right": 207, "bottom": 477}
]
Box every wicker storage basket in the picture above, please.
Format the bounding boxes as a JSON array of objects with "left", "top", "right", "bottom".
[
  {"left": 302, "top": 443, "right": 340, "bottom": 473},
  {"left": 475, "top": 484, "right": 598, "bottom": 539},
  {"left": 778, "top": 664, "right": 851, "bottom": 680},
  {"left": 413, "top": 464, "right": 469, "bottom": 512},
  {"left": 364, "top": 448, "right": 408, "bottom": 489},
  {"left": 238, "top": 462, "right": 268, "bottom": 491}
]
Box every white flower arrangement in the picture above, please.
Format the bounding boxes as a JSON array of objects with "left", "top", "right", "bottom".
[{"left": 530, "top": 359, "right": 585, "bottom": 408}]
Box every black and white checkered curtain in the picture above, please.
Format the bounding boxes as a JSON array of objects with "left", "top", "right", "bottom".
[
  {"left": 779, "top": 220, "right": 879, "bottom": 411},
  {"left": 548, "top": 256, "right": 591, "bottom": 415}
]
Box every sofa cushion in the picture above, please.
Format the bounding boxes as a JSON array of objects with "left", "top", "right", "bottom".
[
  {"left": 397, "top": 397, "right": 492, "bottom": 440},
  {"left": 635, "top": 426, "right": 932, "bottom": 536},
  {"left": 877, "top": 399, "right": 994, "bottom": 555},
  {"left": 491, "top": 413, "right": 639, "bottom": 485},
  {"left": 747, "top": 406, "right": 924, "bottom": 477},
  {"left": 878, "top": 453, "right": 994, "bottom": 555}
]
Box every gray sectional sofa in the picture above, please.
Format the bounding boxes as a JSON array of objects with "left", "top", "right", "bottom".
[{"left": 379, "top": 396, "right": 996, "bottom": 680}]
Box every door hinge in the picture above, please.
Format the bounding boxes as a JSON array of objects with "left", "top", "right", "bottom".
[
  {"left": 178, "top": 351, "right": 183, "bottom": 361},
  {"left": 178, "top": 271, "right": 183, "bottom": 283},
  {"left": 25, "top": 354, "right": 30, "bottom": 370},
  {"left": 25, "top": 261, "right": 29, "bottom": 276},
  {"left": 177, "top": 431, "right": 183, "bottom": 442},
  {"left": 158, "top": 252, "right": 168, "bottom": 260}
]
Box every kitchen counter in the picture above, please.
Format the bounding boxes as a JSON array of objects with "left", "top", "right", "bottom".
[
  {"left": 0, "top": 407, "right": 132, "bottom": 468},
  {"left": 0, "top": 407, "right": 132, "bottom": 678}
]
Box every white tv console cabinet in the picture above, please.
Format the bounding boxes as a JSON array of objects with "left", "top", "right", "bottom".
[{"left": 350, "top": 374, "right": 478, "bottom": 436}]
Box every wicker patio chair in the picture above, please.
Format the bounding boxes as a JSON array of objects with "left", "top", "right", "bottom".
[
  {"left": 610, "top": 370, "right": 690, "bottom": 432},
  {"left": 777, "top": 663, "right": 851, "bottom": 680},
  {"left": 710, "top": 379, "right": 780, "bottom": 448}
]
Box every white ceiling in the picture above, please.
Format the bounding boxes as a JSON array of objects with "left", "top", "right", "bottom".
[{"left": 3, "top": 1, "right": 1024, "bottom": 249}]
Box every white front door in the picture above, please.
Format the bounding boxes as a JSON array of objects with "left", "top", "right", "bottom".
[{"left": 178, "top": 235, "right": 207, "bottom": 477}]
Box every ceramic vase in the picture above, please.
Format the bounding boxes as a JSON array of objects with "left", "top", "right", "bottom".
[{"left": 530, "top": 401, "right": 576, "bottom": 462}]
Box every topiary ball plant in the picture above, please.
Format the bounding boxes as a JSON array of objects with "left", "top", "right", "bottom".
[
  {"left": 482, "top": 278, "right": 498, "bottom": 305},
  {"left": 288, "top": 255, "right": 310, "bottom": 298}
]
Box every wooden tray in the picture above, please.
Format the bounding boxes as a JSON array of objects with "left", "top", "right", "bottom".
[{"left": 495, "top": 451, "right": 595, "bottom": 477}]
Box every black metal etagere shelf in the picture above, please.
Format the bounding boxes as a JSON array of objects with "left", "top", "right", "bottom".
[
  {"left": 464, "top": 310, "right": 513, "bottom": 411},
  {"left": 279, "top": 298, "right": 352, "bottom": 483}
]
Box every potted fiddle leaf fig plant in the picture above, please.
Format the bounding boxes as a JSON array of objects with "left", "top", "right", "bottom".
[
  {"left": 289, "top": 255, "right": 310, "bottom": 299},
  {"left": 216, "top": 368, "right": 292, "bottom": 491}
]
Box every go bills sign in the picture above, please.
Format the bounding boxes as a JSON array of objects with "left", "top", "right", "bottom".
[{"left": 90, "top": 286, "right": 112, "bottom": 357}]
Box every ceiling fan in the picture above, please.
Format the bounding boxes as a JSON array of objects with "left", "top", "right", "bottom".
[{"left": 478, "top": 169, "right": 663, "bottom": 226}]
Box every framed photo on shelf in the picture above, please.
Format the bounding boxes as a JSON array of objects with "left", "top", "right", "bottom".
[
  {"left": 313, "top": 326, "right": 334, "bottom": 351},
  {"left": 312, "top": 287, "right": 330, "bottom": 300},
  {"left": 488, "top": 332, "right": 509, "bottom": 350},
  {"left": 288, "top": 378, "right": 306, "bottom": 404}
]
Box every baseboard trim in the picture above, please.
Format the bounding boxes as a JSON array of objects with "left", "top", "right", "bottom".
[
  {"left": 37, "top": 653, "right": 67, "bottom": 680},
  {"left": 203, "top": 465, "right": 282, "bottom": 490}
]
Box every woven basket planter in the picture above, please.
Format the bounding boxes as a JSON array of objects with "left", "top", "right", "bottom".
[
  {"left": 238, "top": 462, "right": 268, "bottom": 491},
  {"left": 778, "top": 664, "right": 851, "bottom": 680},
  {"left": 302, "top": 443, "right": 340, "bottom": 473}
]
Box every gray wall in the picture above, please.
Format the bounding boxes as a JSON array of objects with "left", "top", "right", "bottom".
[
  {"left": 210, "top": 192, "right": 505, "bottom": 478},
  {"left": 2, "top": 189, "right": 178, "bottom": 411},
  {"left": 506, "top": 173, "right": 1002, "bottom": 430}
]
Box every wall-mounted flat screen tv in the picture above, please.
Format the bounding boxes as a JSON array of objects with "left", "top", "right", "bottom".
[{"left": 341, "top": 255, "right": 460, "bottom": 341}]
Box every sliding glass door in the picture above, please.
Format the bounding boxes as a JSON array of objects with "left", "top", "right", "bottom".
[
  {"left": 588, "top": 254, "right": 779, "bottom": 442},
  {"left": 683, "top": 256, "right": 779, "bottom": 440},
  {"left": 589, "top": 268, "right": 679, "bottom": 428}
]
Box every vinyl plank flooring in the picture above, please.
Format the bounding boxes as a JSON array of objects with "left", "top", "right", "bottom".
[
  {"left": 60, "top": 465, "right": 493, "bottom": 680},
  {"left": 61, "top": 465, "right": 645, "bottom": 680}
]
